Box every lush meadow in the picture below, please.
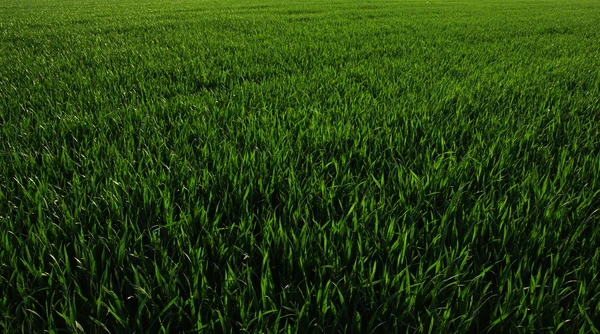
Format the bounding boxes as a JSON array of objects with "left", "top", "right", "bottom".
[{"left": 1, "top": 0, "right": 600, "bottom": 332}]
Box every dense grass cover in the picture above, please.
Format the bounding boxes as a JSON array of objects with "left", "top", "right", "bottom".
[{"left": 1, "top": 0, "right": 600, "bottom": 332}]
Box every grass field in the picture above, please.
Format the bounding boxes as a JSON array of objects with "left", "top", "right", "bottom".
[{"left": 1, "top": 0, "right": 600, "bottom": 332}]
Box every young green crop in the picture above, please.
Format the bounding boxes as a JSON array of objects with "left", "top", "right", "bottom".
[{"left": 1, "top": 0, "right": 599, "bottom": 332}]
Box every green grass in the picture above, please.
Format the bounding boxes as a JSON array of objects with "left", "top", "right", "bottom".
[{"left": 1, "top": 0, "right": 600, "bottom": 332}]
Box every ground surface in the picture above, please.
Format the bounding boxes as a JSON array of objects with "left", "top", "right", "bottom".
[{"left": 1, "top": 0, "right": 599, "bottom": 332}]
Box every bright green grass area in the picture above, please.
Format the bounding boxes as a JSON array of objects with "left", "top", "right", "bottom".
[{"left": 1, "top": 0, "right": 600, "bottom": 332}]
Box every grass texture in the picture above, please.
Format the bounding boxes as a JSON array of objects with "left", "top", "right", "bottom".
[{"left": 1, "top": 0, "right": 600, "bottom": 332}]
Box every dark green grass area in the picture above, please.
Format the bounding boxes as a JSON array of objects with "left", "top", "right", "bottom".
[{"left": 1, "top": 0, "right": 600, "bottom": 332}]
